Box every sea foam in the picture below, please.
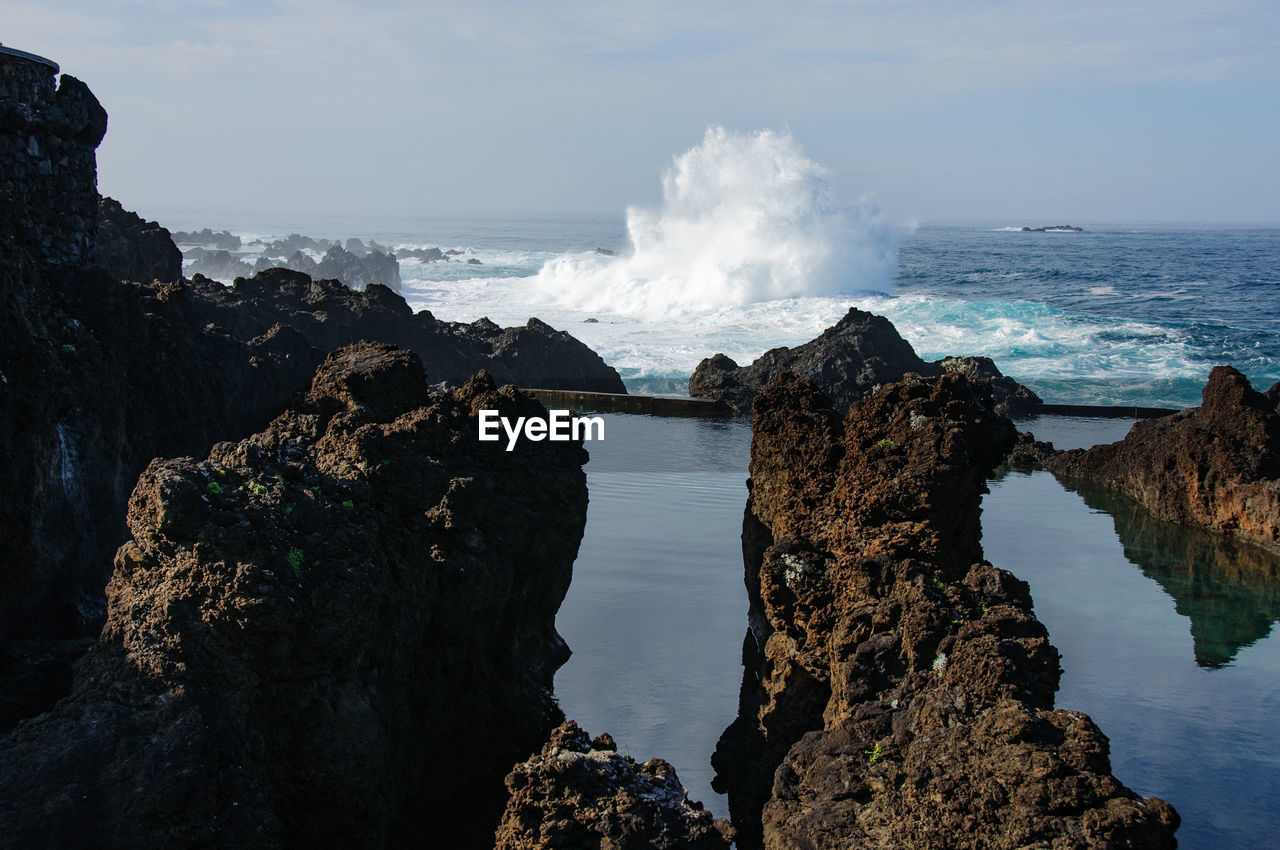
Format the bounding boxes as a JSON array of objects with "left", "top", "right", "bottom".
[{"left": 536, "top": 127, "right": 907, "bottom": 318}]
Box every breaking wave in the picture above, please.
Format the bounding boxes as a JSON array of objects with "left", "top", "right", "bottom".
[{"left": 536, "top": 127, "right": 908, "bottom": 317}]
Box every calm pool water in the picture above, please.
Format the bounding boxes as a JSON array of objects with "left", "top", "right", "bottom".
[{"left": 553, "top": 412, "right": 1280, "bottom": 846}]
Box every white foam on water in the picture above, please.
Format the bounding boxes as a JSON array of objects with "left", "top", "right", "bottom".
[{"left": 533, "top": 127, "right": 908, "bottom": 318}]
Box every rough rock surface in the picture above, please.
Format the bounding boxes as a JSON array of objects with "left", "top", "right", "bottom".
[
  {"left": 689, "top": 308, "right": 1041, "bottom": 417},
  {"left": 0, "top": 242, "right": 316, "bottom": 732},
  {"left": 495, "top": 721, "right": 732, "bottom": 849},
  {"left": 189, "top": 267, "right": 625, "bottom": 392},
  {"left": 0, "top": 343, "right": 587, "bottom": 849},
  {"left": 94, "top": 195, "right": 183, "bottom": 283},
  {"left": 1051, "top": 366, "right": 1280, "bottom": 551},
  {"left": 711, "top": 372, "right": 1177, "bottom": 849}
]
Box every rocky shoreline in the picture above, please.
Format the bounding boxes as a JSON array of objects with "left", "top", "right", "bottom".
[{"left": 7, "top": 45, "right": 1280, "bottom": 848}]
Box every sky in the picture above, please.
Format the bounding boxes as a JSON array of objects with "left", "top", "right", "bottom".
[{"left": 4, "top": 0, "right": 1279, "bottom": 224}]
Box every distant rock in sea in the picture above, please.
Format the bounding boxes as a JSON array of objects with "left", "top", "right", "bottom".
[{"left": 1020, "top": 224, "right": 1083, "bottom": 232}]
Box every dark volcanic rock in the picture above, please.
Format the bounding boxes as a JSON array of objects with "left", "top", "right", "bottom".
[
  {"left": 711, "top": 372, "right": 1177, "bottom": 849},
  {"left": 495, "top": 721, "right": 732, "bottom": 849},
  {"left": 94, "top": 196, "right": 183, "bottom": 283},
  {"left": 0, "top": 344, "right": 587, "bottom": 849},
  {"left": 938, "top": 354, "right": 1044, "bottom": 417},
  {"left": 0, "top": 248, "right": 316, "bottom": 731},
  {"left": 689, "top": 307, "right": 1041, "bottom": 418},
  {"left": 1050, "top": 366, "right": 1280, "bottom": 551},
  {"left": 200, "top": 268, "right": 626, "bottom": 392}
]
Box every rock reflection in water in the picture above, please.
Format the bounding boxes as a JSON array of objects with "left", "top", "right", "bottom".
[{"left": 1067, "top": 482, "right": 1280, "bottom": 668}]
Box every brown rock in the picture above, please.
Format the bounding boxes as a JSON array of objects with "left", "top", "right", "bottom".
[
  {"left": 711, "top": 372, "right": 1177, "bottom": 849},
  {"left": 495, "top": 721, "right": 732, "bottom": 850},
  {"left": 1050, "top": 366, "right": 1280, "bottom": 551}
]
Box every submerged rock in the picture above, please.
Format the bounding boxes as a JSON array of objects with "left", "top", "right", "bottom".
[
  {"left": 1051, "top": 366, "right": 1280, "bottom": 552},
  {"left": 495, "top": 721, "right": 732, "bottom": 849},
  {"left": 0, "top": 343, "right": 588, "bottom": 849},
  {"left": 711, "top": 372, "right": 1177, "bottom": 849},
  {"left": 689, "top": 307, "right": 1041, "bottom": 417}
]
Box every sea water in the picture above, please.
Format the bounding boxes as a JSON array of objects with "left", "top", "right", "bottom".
[{"left": 156, "top": 128, "right": 1280, "bottom": 845}]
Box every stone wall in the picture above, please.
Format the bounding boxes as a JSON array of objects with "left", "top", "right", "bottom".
[{"left": 0, "top": 46, "right": 107, "bottom": 265}]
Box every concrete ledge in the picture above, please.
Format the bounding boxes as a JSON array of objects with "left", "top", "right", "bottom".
[
  {"left": 1037, "top": 403, "right": 1180, "bottom": 420},
  {"left": 0, "top": 46, "right": 59, "bottom": 73},
  {"left": 524, "top": 389, "right": 730, "bottom": 417}
]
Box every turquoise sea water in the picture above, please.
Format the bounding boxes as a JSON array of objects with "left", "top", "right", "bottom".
[{"left": 163, "top": 209, "right": 1280, "bottom": 409}]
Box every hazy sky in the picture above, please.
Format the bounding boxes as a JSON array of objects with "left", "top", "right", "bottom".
[{"left": 5, "top": 1, "right": 1279, "bottom": 223}]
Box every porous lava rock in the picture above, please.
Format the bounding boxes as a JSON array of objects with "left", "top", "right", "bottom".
[
  {"left": 94, "top": 195, "right": 183, "bottom": 283},
  {"left": 495, "top": 721, "right": 732, "bottom": 849},
  {"left": 711, "top": 372, "right": 1177, "bottom": 849},
  {"left": 1051, "top": 366, "right": 1280, "bottom": 552},
  {"left": 0, "top": 343, "right": 588, "bottom": 849},
  {"left": 689, "top": 308, "right": 1040, "bottom": 418}
]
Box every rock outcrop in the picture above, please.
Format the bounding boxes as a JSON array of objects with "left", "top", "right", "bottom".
[
  {"left": 2, "top": 74, "right": 621, "bottom": 734},
  {"left": 1051, "top": 366, "right": 1280, "bottom": 552},
  {"left": 188, "top": 267, "right": 625, "bottom": 392},
  {"left": 495, "top": 721, "right": 732, "bottom": 849},
  {"left": 94, "top": 195, "right": 183, "bottom": 283},
  {"left": 711, "top": 372, "right": 1178, "bottom": 849},
  {"left": 689, "top": 307, "right": 1041, "bottom": 418},
  {"left": 0, "top": 344, "right": 588, "bottom": 849}
]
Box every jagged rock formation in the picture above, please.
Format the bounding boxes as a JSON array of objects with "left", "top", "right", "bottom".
[
  {"left": 711, "top": 372, "right": 1178, "bottom": 849},
  {"left": 689, "top": 308, "right": 1041, "bottom": 418},
  {"left": 187, "top": 267, "right": 625, "bottom": 392},
  {"left": 1051, "top": 366, "right": 1280, "bottom": 552},
  {"left": 495, "top": 721, "right": 732, "bottom": 849},
  {"left": 94, "top": 195, "right": 183, "bottom": 282},
  {"left": 0, "top": 344, "right": 587, "bottom": 849}
]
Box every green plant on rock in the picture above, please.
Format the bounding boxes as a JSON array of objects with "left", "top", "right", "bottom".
[
  {"left": 206, "top": 481, "right": 223, "bottom": 496},
  {"left": 60, "top": 343, "right": 76, "bottom": 354},
  {"left": 247, "top": 481, "right": 267, "bottom": 496},
  {"left": 865, "top": 743, "right": 885, "bottom": 764},
  {"left": 287, "top": 547, "right": 305, "bottom": 578},
  {"left": 876, "top": 437, "right": 897, "bottom": 449}
]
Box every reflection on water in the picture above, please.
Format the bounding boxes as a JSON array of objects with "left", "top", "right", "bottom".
[
  {"left": 553, "top": 412, "right": 1280, "bottom": 847},
  {"left": 984, "top": 470, "right": 1280, "bottom": 850},
  {"left": 1067, "top": 483, "right": 1280, "bottom": 668},
  {"left": 553, "top": 413, "right": 752, "bottom": 818}
]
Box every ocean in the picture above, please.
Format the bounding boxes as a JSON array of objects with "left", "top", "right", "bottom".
[{"left": 153, "top": 133, "right": 1280, "bottom": 848}]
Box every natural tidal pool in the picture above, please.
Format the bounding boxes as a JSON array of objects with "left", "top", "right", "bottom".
[{"left": 553, "top": 411, "right": 1280, "bottom": 845}]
